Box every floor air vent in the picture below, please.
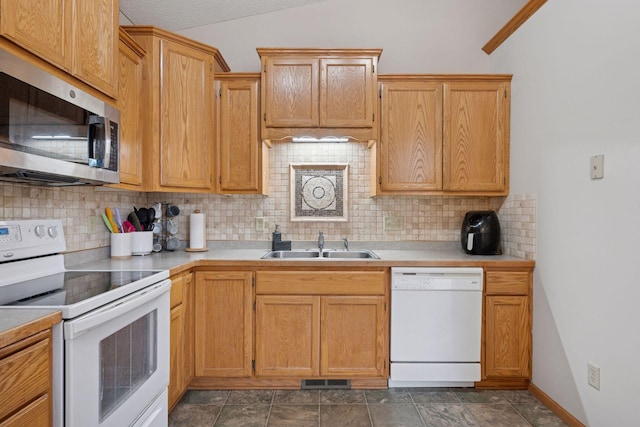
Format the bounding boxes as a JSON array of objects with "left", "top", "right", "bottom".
[{"left": 301, "top": 379, "right": 351, "bottom": 390}]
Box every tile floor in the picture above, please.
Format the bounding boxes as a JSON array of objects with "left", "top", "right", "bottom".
[{"left": 169, "top": 388, "right": 567, "bottom": 427}]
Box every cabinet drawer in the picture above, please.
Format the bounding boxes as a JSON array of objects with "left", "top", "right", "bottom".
[
  {"left": 0, "top": 393, "right": 49, "bottom": 427},
  {"left": 256, "top": 271, "right": 386, "bottom": 295},
  {"left": 170, "top": 276, "right": 184, "bottom": 308},
  {"left": 0, "top": 334, "right": 50, "bottom": 421},
  {"left": 485, "top": 271, "right": 530, "bottom": 295}
]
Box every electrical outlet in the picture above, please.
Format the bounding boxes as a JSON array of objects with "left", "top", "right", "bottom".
[
  {"left": 88, "top": 215, "right": 97, "bottom": 234},
  {"left": 255, "top": 217, "right": 265, "bottom": 232},
  {"left": 588, "top": 362, "right": 600, "bottom": 390},
  {"left": 383, "top": 216, "right": 403, "bottom": 231},
  {"left": 590, "top": 154, "right": 604, "bottom": 179}
]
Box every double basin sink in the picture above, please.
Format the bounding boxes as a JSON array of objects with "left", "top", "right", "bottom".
[{"left": 261, "top": 249, "right": 379, "bottom": 259}]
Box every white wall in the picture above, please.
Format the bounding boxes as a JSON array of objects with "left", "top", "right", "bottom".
[
  {"left": 179, "top": 0, "right": 525, "bottom": 73},
  {"left": 490, "top": 1, "right": 640, "bottom": 425}
]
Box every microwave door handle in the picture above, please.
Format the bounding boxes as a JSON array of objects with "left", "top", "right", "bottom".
[
  {"left": 64, "top": 280, "right": 171, "bottom": 339},
  {"left": 88, "top": 115, "right": 106, "bottom": 167}
]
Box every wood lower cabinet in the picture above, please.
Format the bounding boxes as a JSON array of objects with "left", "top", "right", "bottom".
[
  {"left": 0, "top": 312, "right": 60, "bottom": 427},
  {"left": 215, "top": 73, "right": 269, "bottom": 195},
  {"left": 168, "top": 271, "right": 194, "bottom": 409},
  {"left": 255, "top": 270, "right": 388, "bottom": 382},
  {"left": 478, "top": 268, "right": 532, "bottom": 389},
  {"left": 0, "top": 0, "right": 118, "bottom": 97},
  {"left": 258, "top": 48, "right": 381, "bottom": 142},
  {"left": 373, "top": 75, "right": 511, "bottom": 196},
  {"left": 123, "top": 26, "right": 229, "bottom": 192},
  {"left": 194, "top": 271, "right": 253, "bottom": 378},
  {"left": 255, "top": 295, "right": 320, "bottom": 377}
]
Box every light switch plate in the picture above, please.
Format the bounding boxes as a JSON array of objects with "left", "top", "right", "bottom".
[
  {"left": 590, "top": 155, "right": 604, "bottom": 179},
  {"left": 383, "top": 216, "right": 403, "bottom": 231}
]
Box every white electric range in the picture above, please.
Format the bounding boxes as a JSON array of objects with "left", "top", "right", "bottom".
[{"left": 0, "top": 220, "right": 171, "bottom": 427}]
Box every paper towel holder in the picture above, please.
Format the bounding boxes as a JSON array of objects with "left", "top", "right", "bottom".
[{"left": 185, "top": 209, "right": 209, "bottom": 252}]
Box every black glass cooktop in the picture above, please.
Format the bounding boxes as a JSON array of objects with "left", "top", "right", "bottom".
[{"left": 0, "top": 270, "right": 163, "bottom": 307}]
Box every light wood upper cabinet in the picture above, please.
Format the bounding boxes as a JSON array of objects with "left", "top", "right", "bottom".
[
  {"left": 378, "top": 81, "right": 443, "bottom": 192},
  {"left": 70, "top": 0, "right": 118, "bottom": 97},
  {"left": 195, "top": 271, "right": 253, "bottom": 378},
  {"left": 0, "top": 0, "right": 118, "bottom": 97},
  {"left": 443, "top": 81, "right": 509, "bottom": 192},
  {"left": 215, "top": 73, "right": 269, "bottom": 194},
  {"left": 373, "top": 75, "right": 511, "bottom": 196},
  {"left": 124, "top": 26, "right": 230, "bottom": 192},
  {"left": 258, "top": 48, "right": 381, "bottom": 142},
  {"left": 109, "top": 29, "right": 145, "bottom": 190},
  {"left": 0, "top": 0, "right": 69, "bottom": 68},
  {"left": 480, "top": 269, "right": 532, "bottom": 385}
]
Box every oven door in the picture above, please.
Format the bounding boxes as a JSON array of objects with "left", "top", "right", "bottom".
[{"left": 63, "top": 280, "right": 170, "bottom": 427}]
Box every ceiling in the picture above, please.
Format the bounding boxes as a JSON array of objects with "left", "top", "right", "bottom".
[{"left": 119, "top": 0, "right": 328, "bottom": 31}]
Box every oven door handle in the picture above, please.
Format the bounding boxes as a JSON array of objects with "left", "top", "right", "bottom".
[{"left": 64, "top": 279, "right": 171, "bottom": 339}]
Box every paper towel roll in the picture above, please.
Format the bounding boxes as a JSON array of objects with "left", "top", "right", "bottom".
[{"left": 189, "top": 211, "right": 206, "bottom": 249}]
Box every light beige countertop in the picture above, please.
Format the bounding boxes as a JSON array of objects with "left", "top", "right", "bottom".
[
  {"left": 66, "top": 241, "right": 534, "bottom": 274},
  {"left": 0, "top": 309, "right": 61, "bottom": 348}
]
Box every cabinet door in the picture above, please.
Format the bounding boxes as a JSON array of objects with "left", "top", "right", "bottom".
[
  {"left": 379, "top": 81, "right": 442, "bottom": 192},
  {"left": 159, "top": 39, "right": 214, "bottom": 190},
  {"left": 0, "top": 0, "right": 69, "bottom": 69},
  {"left": 263, "top": 57, "right": 319, "bottom": 128},
  {"left": 320, "top": 58, "right": 374, "bottom": 128},
  {"left": 70, "top": 0, "right": 118, "bottom": 96},
  {"left": 321, "top": 296, "right": 386, "bottom": 377},
  {"left": 217, "top": 77, "right": 261, "bottom": 193},
  {"left": 182, "top": 273, "right": 194, "bottom": 389},
  {"left": 443, "top": 81, "right": 508, "bottom": 192},
  {"left": 485, "top": 295, "right": 531, "bottom": 378},
  {"left": 195, "top": 271, "right": 253, "bottom": 377},
  {"left": 255, "top": 295, "right": 320, "bottom": 377},
  {"left": 115, "top": 36, "right": 144, "bottom": 188},
  {"left": 168, "top": 303, "right": 184, "bottom": 408}
]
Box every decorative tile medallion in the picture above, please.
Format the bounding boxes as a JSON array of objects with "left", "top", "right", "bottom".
[{"left": 290, "top": 163, "right": 348, "bottom": 222}]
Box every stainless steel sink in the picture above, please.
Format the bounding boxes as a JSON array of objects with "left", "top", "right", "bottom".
[
  {"left": 261, "top": 250, "right": 321, "bottom": 259},
  {"left": 322, "top": 250, "right": 379, "bottom": 259},
  {"left": 261, "top": 249, "right": 379, "bottom": 259}
]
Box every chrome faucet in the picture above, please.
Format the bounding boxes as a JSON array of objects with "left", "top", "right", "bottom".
[
  {"left": 318, "top": 231, "right": 324, "bottom": 253},
  {"left": 343, "top": 237, "right": 349, "bottom": 251}
]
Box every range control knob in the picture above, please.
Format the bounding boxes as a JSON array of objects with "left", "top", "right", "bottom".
[
  {"left": 35, "top": 225, "right": 46, "bottom": 238},
  {"left": 48, "top": 226, "right": 58, "bottom": 239}
]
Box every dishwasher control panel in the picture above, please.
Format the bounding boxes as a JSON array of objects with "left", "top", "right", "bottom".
[{"left": 391, "top": 267, "right": 483, "bottom": 291}]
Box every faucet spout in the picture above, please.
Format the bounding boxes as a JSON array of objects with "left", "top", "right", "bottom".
[
  {"left": 343, "top": 237, "right": 349, "bottom": 251},
  {"left": 318, "top": 231, "right": 324, "bottom": 253}
]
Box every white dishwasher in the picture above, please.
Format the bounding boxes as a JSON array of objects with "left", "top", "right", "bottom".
[{"left": 389, "top": 267, "right": 483, "bottom": 387}]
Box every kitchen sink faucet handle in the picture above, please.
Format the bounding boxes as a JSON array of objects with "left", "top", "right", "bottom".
[
  {"left": 343, "top": 237, "right": 349, "bottom": 251},
  {"left": 318, "top": 230, "right": 324, "bottom": 252}
]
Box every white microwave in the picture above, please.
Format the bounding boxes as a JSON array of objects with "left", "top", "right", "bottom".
[{"left": 0, "top": 47, "right": 120, "bottom": 186}]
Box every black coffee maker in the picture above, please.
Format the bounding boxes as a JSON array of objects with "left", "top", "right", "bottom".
[{"left": 460, "top": 211, "right": 502, "bottom": 255}]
